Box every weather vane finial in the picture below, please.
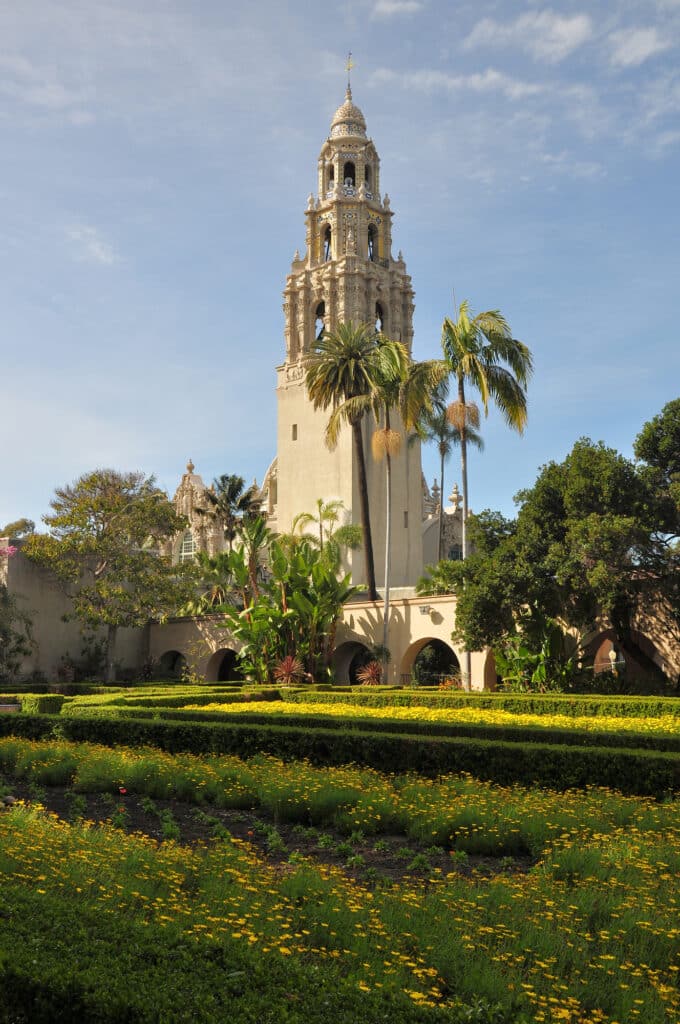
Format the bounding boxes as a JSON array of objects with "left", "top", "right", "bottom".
[{"left": 346, "top": 51, "right": 354, "bottom": 95}]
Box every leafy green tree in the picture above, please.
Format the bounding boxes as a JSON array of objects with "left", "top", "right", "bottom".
[
  {"left": 24, "top": 470, "right": 194, "bottom": 682},
  {"left": 1, "top": 518, "right": 35, "bottom": 540},
  {"left": 634, "top": 397, "right": 680, "bottom": 538},
  {"left": 420, "top": 435, "right": 675, "bottom": 685},
  {"left": 0, "top": 582, "right": 33, "bottom": 682},
  {"left": 305, "top": 321, "right": 383, "bottom": 600}
]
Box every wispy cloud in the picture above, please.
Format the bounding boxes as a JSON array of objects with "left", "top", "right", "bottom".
[
  {"left": 608, "top": 27, "right": 672, "bottom": 67},
  {"left": 463, "top": 10, "right": 593, "bottom": 64},
  {"left": 371, "top": 66, "right": 542, "bottom": 101},
  {"left": 66, "top": 225, "right": 117, "bottom": 266},
  {"left": 372, "top": 0, "right": 423, "bottom": 16},
  {"left": 0, "top": 53, "right": 89, "bottom": 112}
]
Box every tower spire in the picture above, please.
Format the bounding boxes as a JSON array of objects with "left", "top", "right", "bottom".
[{"left": 345, "top": 51, "right": 354, "bottom": 97}]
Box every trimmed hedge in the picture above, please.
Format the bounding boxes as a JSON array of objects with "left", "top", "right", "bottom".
[
  {"left": 20, "top": 695, "right": 65, "bottom": 715},
  {"left": 59, "top": 704, "right": 680, "bottom": 754},
  {"left": 4, "top": 713, "right": 680, "bottom": 797},
  {"left": 287, "top": 690, "right": 680, "bottom": 718}
]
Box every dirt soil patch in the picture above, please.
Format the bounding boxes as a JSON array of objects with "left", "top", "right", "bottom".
[{"left": 1, "top": 779, "right": 533, "bottom": 885}]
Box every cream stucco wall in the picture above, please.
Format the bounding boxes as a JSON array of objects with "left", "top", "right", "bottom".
[{"left": 2, "top": 546, "right": 147, "bottom": 679}]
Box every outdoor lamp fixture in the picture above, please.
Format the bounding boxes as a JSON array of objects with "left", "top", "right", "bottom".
[
  {"left": 419, "top": 605, "right": 432, "bottom": 615},
  {"left": 608, "top": 646, "right": 625, "bottom": 672}
]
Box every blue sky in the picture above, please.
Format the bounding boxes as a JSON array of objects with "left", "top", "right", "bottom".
[{"left": 2, "top": 0, "right": 679, "bottom": 531}]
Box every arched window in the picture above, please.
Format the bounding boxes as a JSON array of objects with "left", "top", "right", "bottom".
[
  {"left": 179, "top": 530, "right": 196, "bottom": 563},
  {"left": 368, "top": 224, "right": 377, "bottom": 262},
  {"left": 315, "top": 301, "right": 325, "bottom": 339},
  {"left": 365, "top": 164, "right": 372, "bottom": 188},
  {"left": 375, "top": 302, "right": 384, "bottom": 333},
  {"left": 343, "top": 161, "right": 356, "bottom": 187},
  {"left": 323, "top": 225, "right": 332, "bottom": 262}
]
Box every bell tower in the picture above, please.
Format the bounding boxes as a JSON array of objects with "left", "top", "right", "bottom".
[{"left": 274, "top": 84, "right": 423, "bottom": 589}]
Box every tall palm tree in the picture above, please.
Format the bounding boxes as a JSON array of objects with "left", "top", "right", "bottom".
[
  {"left": 203, "top": 474, "right": 261, "bottom": 551},
  {"left": 305, "top": 322, "right": 383, "bottom": 600},
  {"left": 369, "top": 346, "right": 446, "bottom": 668},
  {"left": 441, "top": 300, "right": 533, "bottom": 559},
  {"left": 335, "top": 338, "right": 445, "bottom": 671},
  {"left": 441, "top": 299, "right": 532, "bottom": 689},
  {"left": 415, "top": 397, "right": 484, "bottom": 561}
]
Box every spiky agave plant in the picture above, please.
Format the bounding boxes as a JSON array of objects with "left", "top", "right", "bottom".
[{"left": 273, "top": 655, "right": 306, "bottom": 687}]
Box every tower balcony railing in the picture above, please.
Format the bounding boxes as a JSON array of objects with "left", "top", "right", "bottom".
[{"left": 324, "top": 186, "right": 374, "bottom": 201}]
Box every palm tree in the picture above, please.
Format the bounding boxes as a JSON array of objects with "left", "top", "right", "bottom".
[
  {"left": 441, "top": 299, "right": 532, "bottom": 689},
  {"left": 305, "top": 322, "right": 383, "bottom": 600},
  {"left": 368, "top": 345, "right": 446, "bottom": 668},
  {"left": 202, "top": 474, "right": 261, "bottom": 551},
  {"left": 441, "top": 300, "right": 533, "bottom": 559},
  {"left": 415, "top": 397, "right": 484, "bottom": 561},
  {"left": 291, "top": 498, "right": 362, "bottom": 572}
]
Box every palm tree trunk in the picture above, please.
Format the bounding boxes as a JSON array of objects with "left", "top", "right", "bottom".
[
  {"left": 352, "top": 417, "right": 377, "bottom": 600},
  {"left": 458, "top": 376, "right": 472, "bottom": 691},
  {"left": 438, "top": 444, "right": 445, "bottom": 562},
  {"left": 382, "top": 412, "right": 392, "bottom": 682},
  {"left": 459, "top": 377, "right": 469, "bottom": 561}
]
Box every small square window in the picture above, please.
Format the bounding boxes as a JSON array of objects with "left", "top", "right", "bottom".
[{"left": 292, "top": 424, "right": 298, "bottom": 441}]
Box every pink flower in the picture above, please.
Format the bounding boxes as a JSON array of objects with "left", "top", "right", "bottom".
[
  {"left": 119, "top": 786, "right": 127, "bottom": 795},
  {"left": 0, "top": 546, "right": 17, "bottom": 558}
]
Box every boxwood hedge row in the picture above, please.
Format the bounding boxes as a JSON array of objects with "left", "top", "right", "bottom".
[
  {"left": 3, "top": 713, "right": 679, "bottom": 797},
  {"left": 59, "top": 704, "right": 680, "bottom": 753},
  {"left": 287, "top": 690, "right": 680, "bottom": 718}
]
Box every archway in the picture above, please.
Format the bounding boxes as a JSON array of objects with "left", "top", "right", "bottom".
[
  {"left": 411, "top": 639, "right": 460, "bottom": 687},
  {"left": 401, "top": 637, "right": 461, "bottom": 687},
  {"left": 205, "top": 648, "right": 242, "bottom": 683},
  {"left": 158, "top": 650, "right": 186, "bottom": 680},
  {"left": 332, "top": 640, "right": 372, "bottom": 684}
]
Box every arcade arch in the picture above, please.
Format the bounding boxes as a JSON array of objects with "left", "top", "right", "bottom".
[{"left": 205, "top": 648, "right": 242, "bottom": 683}]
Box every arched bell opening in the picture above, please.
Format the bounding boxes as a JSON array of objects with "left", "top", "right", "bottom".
[
  {"left": 315, "top": 301, "right": 326, "bottom": 340},
  {"left": 343, "top": 161, "right": 356, "bottom": 189},
  {"left": 323, "top": 225, "right": 332, "bottom": 262},
  {"left": 375, "top": 301, "right": 385, "bottom": 334},
  {"left": 368, "top": 224, "right": 378, "bottom": 263}
]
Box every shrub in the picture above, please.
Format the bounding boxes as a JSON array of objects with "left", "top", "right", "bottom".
[{"left": 20, "top": 695, "right": 65, "bottom": 715}]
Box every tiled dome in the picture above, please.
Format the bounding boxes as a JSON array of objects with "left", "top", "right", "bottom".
[{"left": 330, "top": 87, "right": 367, "bottom": 138}]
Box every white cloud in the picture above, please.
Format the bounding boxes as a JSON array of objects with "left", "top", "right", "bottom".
[
  {"left": 66, "top": 225, "right": 117, "bottom": 266},
  {"left": 0, "top": 53, "right": 87, "bottom": 110},
  {"left": 371, "top": 66, "right": 542, "bottom": 100},
  {"left": 609, "top": 27, "right": 672, "bottom": 68},
  {"left": 372, "top": 0, "right": 423, "bottom": 16},
  {"left": 463, "top": 10, "right": 593, "bottom": 63}
]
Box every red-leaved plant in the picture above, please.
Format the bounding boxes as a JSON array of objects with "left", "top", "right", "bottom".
[
  {"left": 273, "top": 655, "right": 305, "bottom": 687},
  {"left": 356, "top": 660, "right": 383, "bottom": 686}
]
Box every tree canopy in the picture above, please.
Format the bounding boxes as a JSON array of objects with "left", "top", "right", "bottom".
[
  {"left": 24, "top": 469, "right": 194, "bottom": 681},
  {"left": 418, "top": 406, "right": 680, "bottom": 681}
]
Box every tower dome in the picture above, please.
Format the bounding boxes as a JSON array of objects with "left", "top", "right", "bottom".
[{"left": 330, "top": 86, "right": 367, "bottom": 138}]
